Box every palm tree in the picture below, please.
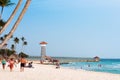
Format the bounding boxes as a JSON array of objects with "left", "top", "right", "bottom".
[
  {"left": 0, "top": 0, "right": 14, "bottom": 20},
  {"left": 3, "top": 43, "right": 7, "bottom": 57},
  {"left": 13, "top": 37, "right": 19, "bottom": 50},
  {"left": 23, "top": 41, "right": 27, "bottom": 52},
  {"left": 0, "top": 0, "right": 22, "bottom": 34},
  {"left": 21, "top": 36, "right": 25, "bottom": 52},
  {"left": 23, "top": 41, "right": 27, "bottom": 46},
  {"left": 11, "top": 44, "right": 14, "bottom": 50},
  {"left": 0, "top": 36, "right": 4, "bottom": 42},
  {"left": 0, "top": 0, "right": 31, "bottom": 48},
  {"left": 21, "top": 37, "right": 25, "bottom": 42}
]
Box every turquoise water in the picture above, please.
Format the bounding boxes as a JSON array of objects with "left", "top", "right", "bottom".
[{"left": 61, "top": 59, "right": 120, "bottom": 74}]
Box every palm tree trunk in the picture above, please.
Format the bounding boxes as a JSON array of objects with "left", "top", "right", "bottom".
[
  {"left": 0, "top": 0, "right": 22, "bottom": 35},
  {"left": 0, "top": 0, "right": 31, "bottom": 48}
]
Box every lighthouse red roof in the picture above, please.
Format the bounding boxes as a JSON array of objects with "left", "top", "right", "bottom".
[{"left": 40, "top": 41, "right": 48, "bottom": 44}]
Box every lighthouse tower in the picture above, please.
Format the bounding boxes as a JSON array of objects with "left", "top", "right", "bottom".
[{"left": 40, "top": 41, "right": 48, "bottom": 62}]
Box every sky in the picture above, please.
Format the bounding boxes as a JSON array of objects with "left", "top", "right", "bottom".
[{"left": 1, "top": 0, "right": 120, "bottom": 58}]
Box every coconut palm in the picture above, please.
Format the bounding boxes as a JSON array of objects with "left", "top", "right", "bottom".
[
  {"left": 0, "top": 34, "right": 7, "bottom": 43},
  {"left": 3, "top": 43, "right": 7, "bottom": 57},
  {"left": 21, "top": 37, "right": 25, "bottom": 42},
  {"left": 0, "top": 0, "right": 22, "bottom": 34},
  {"left": 11, "top": 44, "right": 15, "bottom": 51},
  {"left": 0, "top": 0, "right": 31, "bottom": 48},
  {"left": 0, "top": 0, "right": 14, "bottom": 20},
  {"left": 23, "top": 41, "right": 27, "bottom": 46},
  {"left": 14, "top": 37, "right": 19, "bottom": 50},
  {"left": 21, "top": 36, "right": 25, "bottom": 52},
  {"left": 23, "top": 41, "right": 27, "bottom": 52},
  {"left": 0, "top": 36, "right": 4, "bottom": 42},
  {"left": 14, "top": 37, "right": 19, "bottom": 44}
]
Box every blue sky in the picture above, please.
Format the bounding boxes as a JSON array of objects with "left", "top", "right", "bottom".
[{"left": 2, "top": 0, "right": 120, "bottom": 58}]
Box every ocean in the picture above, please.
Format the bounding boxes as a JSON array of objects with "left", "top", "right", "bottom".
[
  {"left": 28, "top": 57, "right": 120, "bottom": 74},
  {"left": 61, "top": 59, "right": 120, "bottom": 74}
]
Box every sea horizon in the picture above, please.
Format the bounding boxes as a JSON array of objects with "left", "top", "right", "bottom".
[
  {"left": 28, "top": 56, "right": 120, "bottom": 59},
  {"left": 27, "top": 56, "right": 120, "bottom": 74}
]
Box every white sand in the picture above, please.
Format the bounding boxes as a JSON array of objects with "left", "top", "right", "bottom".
[{"left": 0, "top": 62, "right": 120, "bottom": 80}]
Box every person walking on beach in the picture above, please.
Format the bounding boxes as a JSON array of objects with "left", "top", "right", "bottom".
[
  {"left": 1, "top": 58, "right": 6, "bottom": 70},
  {"left": 20, "top": 57, "right": 27, "bottom": 72},
  {"left": 9, "top": 58, "right": 15, "bottom": 72}
]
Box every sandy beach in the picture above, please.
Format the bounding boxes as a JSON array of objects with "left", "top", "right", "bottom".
[{"left": 0, "top": 61, "right": 120, "bottom": 80}]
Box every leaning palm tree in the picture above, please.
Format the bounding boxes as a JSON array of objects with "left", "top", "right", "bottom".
[
  {"left": 0, "top": 0, "right": 14, "bottom": 20},
  {"left": 0, "top": 0, "right": 31, "bottom": 48},
  {"left": 0, "top": 0, "right": 22, "bottom": 34}
]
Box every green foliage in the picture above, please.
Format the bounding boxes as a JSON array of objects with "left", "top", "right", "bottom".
[
  {"left": 0, "top": 34, "right": 29, "bottom": 58},
  {"left": 6, "top": 49, "right": 15, "bottom": 56},
  {"left": 0, "top": 0, "right": 15, "bottom": 7},
  {"left": 0, "top": 19, "right": 6, "bottom": 27},
  {"left": 0, "top": 49, "right": 15, "bottom": 57},
  {"left": 0, "top": 49, "right": 5, "bottom": 56},
  {"left": 14, "top": 37, "right": 19, "bottom": 44},
  {"left": 0, "top": 36, "right": 4, "bottom": 41},
  {"left": 19, "top": 52, "right": 29, "bottom": 58},
  {"left": 23, "top": 41, "right": 27, "bottom": 45}
]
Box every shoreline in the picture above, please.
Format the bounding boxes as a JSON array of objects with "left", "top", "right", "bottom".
[
  {"left": 29, "top": 59, "right": 120, "bottom": 75},
  {"left": 61, "top": 65, "right": 120, "bottom": 75},
  {"left": 0, "top": 61, "right": 120, "bottom": 80}
]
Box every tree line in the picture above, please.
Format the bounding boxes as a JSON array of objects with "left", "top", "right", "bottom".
[{"left": 0, "top": 35, "right": 29, "bottom": 58}]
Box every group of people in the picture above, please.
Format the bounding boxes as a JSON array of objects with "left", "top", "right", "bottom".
[
  {"left": 0, "top": 57, "right": 29, "bottom": 72},
  {"left": 43, "top": 56, "right": 60, "bottom": 69}
]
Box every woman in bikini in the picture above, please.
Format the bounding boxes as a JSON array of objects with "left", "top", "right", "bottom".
[{"left": 9, "top": 58, "right": 14, "bottom": 72}]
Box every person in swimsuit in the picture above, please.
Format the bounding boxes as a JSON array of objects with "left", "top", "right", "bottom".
[
  {"left": 20, "top": 57, "right": 27, "bottom": 72},
  {"left": 1, "top": 58, "right": 6, "bottom": 70},
  {"left": 9, "top": 58, "right": 14, "bottom": 72}
]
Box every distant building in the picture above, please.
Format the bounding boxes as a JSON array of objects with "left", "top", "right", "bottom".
[
  {"left": 94, "top": 56, "right": 100, "bottom": 62},
  {"left": 39, "top": 41, "right": 48, "bottom": 62}
]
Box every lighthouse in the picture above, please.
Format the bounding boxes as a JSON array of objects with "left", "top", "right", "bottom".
[{"left": 40, "top": 41, "right": 48, "bottom": 63}]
